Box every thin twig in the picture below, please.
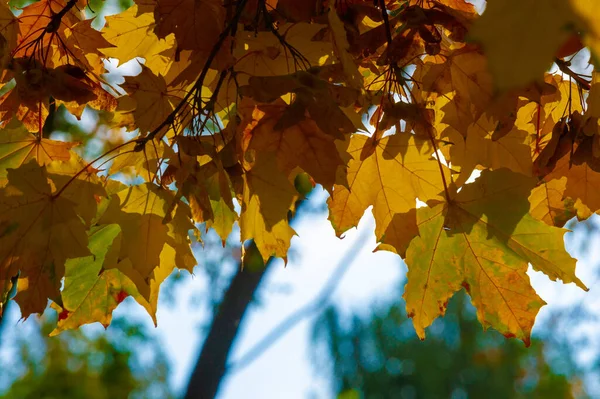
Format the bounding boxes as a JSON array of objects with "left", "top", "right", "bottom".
[{"left": 555, "top": 58, "right": 591, "bottom": 91}]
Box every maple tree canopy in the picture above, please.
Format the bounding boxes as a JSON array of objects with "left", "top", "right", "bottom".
[{"left": 0, "top": 0, "right": 598, "bottom": 345}]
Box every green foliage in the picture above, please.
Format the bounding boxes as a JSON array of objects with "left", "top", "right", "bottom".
[
  {"left": 1, "top": 308, "right": 172, "bottom": 399},
  {"left": 313, "top": 291, "right": 585, "bottom": 399}
]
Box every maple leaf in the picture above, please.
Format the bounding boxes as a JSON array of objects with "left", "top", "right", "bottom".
[
  {"left": 0, "top": 161, "right": 91, "bottom": 317},
  {"left": 109, "top": 139, "right": 174, "bottom": 180},
  {"left": 0, "top": 120, "right": 77, "bottom": 185},
  {"left": 451, "top": 111, "right": 532, "bottom": 181},
  {"left": 46, "top": 155, "right": 107, "bottom": 226},
  {"left": 238, "top": 153, "right": 297, "bottom": 262},
  {"left": 13, "top": 0, "right": 80, "bottom": 60},
  {"left": 67, "top": 19, "right": 115, "bottom": 55},
  {"left": 213, "top": 22, "right": 335, "bottom": 110},
  {"left": 523, "top": 75, "right": 583, "bottom": 163},
  {"left": 328, "top": 5, "right": 363, "bottom": 90},
  {"left": 176, "top": 153, "right": 238, "bottom": 242},
  {"left": 118, "top": 65, "right": 178, "bottom": 134},
  {"left": 469, "top": 0, "right": 581, "bottom": 90},
  {"left": 413, "top": 45, "right": 492, "bottom": 135},
  {"left": 328, "top": 132, "right": 448, "bottom": 246},
  {"left": 64, "top": 19, "right": 115, "bottom": 76},
  {"left": 238, "top": 98, "right": 347, "bottom": 189},
  {"left": 376, "top": 208, "right": 419, "bottom": 257},
  {"left": 0, "top": 3, "right": 17, "bottom": 60},
  {"left": 241, "top": 72, "right": 358, "bottom": 140},
  {"left": 0, "top": 60, "right": 105, "bottom": 130},
  {"left": 529, "top": 178, "right": 576, "bottom": 227},
  {"left": 96, "top": 183, "right": 196, "bottom": 299},
  {"left": 50, "top": 224, "right": 151, "bottom": 334},
  {"left": 97, "top": 185, "right": 169, "bottom": 279},
  {"left": 543, "top": 133, "right": 600, "bottom": 216},
  {"left": 404, "top": 169, "right": 585, "bottom": 345},
  {"left": 103, "top": 201, "right": 195, "bottom": 319},
  {"left": 153, "top": 0, "right": 225, "bottom": 54},
  {"left": 102, "top": 5, "right": 175, "bottom": 74}
]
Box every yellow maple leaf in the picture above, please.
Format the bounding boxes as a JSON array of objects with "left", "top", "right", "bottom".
[
  {"left": 102, "top": 5, "right": 175, "bottom": 75},
  {"left": 97, "top": 184, "right": 170, "bottom": 280},
  {"left": 114, "top": 203, "right": 196, "bottom": 319},
  {"left": 96, "top": 183, "right": 196, "bottom": 300},
  {"left": 450, "top": 110, "right": 532, "bottom": 184},
  {"left": 469, "top": 0, "right": 580, "bottom": 90},
  {"left": 118, "top": 65, "right": 179, "bottom": 134},
  {"left": 0, "top": 120, "right": 77, "bottom": 186},
  {"left": 328, "top": 5, "right": 363, "bottom": 90},
  {"left": 328, "top": 133, "right": 448, "bottom": 244},
  {"left": 239, "top": 153, "right": 297, "bottom": 262},
  {"left": 46, "top": 155, "right": 107, "bottom": 227},
  {"left": 519, "top": 76, "right": 582, "bottom": 163},
  {"left": 529, "top": 177, "right": 576, "bottom": 227},
  {"left": 376, "top": 208, "right": 419, "bottom": 257},
  {"left": 544, "top": 133, "right": 600, "bottom": 215},
  {"left": 214, "top": 22, "right": 334, "bottom": 110},
  {"left": 183, "top": 157, "right": 238, "bottom": 242},
  {"left": 413, "top": 46, "right": 493, "bottom": 135},
  {"left": 404, "top": 169, "right": 585, "bottom": 345},
  {"left": 109, "top": 139, "right": 174, "bottom": 181}
]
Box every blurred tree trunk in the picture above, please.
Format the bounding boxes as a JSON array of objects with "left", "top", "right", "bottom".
[
  {"left": 184, "top": 200, "right": 308, "bottom": 399},
  {"left": 184, "top": 261, "right": 270, "bottom": 399}
]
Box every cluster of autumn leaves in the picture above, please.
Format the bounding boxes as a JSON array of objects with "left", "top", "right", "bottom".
[{"left": 0, "top": 0, "right": 599, "bottom": 343}]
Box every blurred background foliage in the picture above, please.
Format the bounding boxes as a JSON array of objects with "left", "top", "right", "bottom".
[
  {"left": 0, "top": 305, "right": 172, "bottom": 399},
  {"left": 312, "top": 290, "right": 588, "bottom": 399}
]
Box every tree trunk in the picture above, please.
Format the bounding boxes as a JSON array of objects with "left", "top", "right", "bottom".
[{"left": 183, "top": 262, "right": 270, "bottom": 399}]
